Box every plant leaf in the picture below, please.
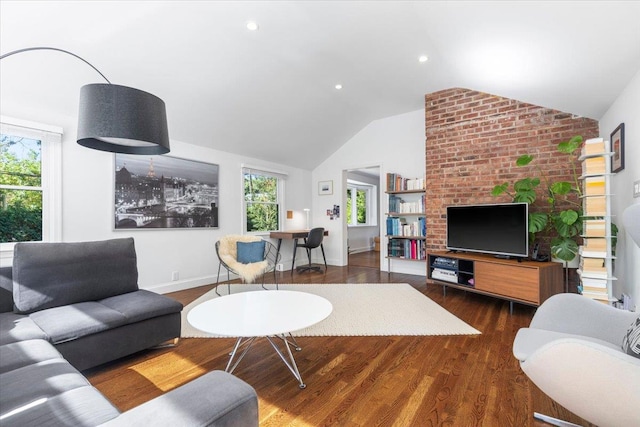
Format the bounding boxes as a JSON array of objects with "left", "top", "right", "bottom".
[
  {"left": 559, "top": 209, "right": 579, "bottom": 225},
  {"left": 550, "top": 181, "right": 572, "bottom": 195},
  {"left": 491, "top": 183, "right": 509, "bottom": 196},
  {"left": 516, "top": 155, "right": 534, "bottom": 167},
  {"left": 514, "top": 189, "right": 537, "bottom": 204},
  {"left": 550, "top": 236, "right": 579, "bottom": 261},
  {"left": 529, "top": 212, "right": 548, "bottom": 234},
  {"left": 558, "top": 136, "right": 583, "bottom": 154}
]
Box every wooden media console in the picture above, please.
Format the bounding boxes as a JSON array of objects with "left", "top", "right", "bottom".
[{"left": 428, "top": 251, "right": 564, "bottom": 311}]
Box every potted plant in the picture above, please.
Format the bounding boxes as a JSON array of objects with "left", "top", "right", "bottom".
[{"left": 491, "top": 136, "right": 587, "bottom": 262}]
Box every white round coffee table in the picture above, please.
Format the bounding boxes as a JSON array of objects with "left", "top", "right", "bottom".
[{"left": 187, "top": 290, "right": 332, "bottom": 388}]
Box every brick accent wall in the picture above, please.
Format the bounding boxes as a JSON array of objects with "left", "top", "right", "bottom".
[{"left": 425, "top": 88, "right": 599, "bottom": 255}]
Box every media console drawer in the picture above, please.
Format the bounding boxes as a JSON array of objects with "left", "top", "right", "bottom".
[{"left": 474, "top": 262, "right": 539, "bottom": 303}]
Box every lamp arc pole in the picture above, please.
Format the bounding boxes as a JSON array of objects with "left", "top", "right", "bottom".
[{"left": 0, "top": 46, "right": 170, "bottom": 155}]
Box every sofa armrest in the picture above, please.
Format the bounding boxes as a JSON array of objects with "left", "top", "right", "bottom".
[{"left": 100, "top": 370, "right": 258, "bottom": 427}]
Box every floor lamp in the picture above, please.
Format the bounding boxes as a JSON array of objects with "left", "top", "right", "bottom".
[{"left": 0, "top": 46, "right": 170, "bottom": 155}]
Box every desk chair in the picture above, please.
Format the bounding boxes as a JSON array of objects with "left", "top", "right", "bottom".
[{"left": 291, "top": 227, "right": 327, "bottom": 275}]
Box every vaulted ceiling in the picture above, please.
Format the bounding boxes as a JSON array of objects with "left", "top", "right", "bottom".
[{"left": 1, "top": 1, "right": 639, "bottom": 170}]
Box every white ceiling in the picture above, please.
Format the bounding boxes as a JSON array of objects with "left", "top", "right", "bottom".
[{"left": 1, "top": 1, "right": 639, "bottom": 170}]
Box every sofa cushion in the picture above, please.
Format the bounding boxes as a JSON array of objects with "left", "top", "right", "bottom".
[
  {"left": 0, "top": 339, "right": 63, "bottom": 374},
  {"left": 99, "top": 290, "right": 183, "bottom": 323},
  {"left": 29, "top": 302, "right": 128, "bottom": 344},
  {"left": 0, "top": 386, "right": 120, "bottom": 427},
  {"left": 0, "top": 358, "right": 91, "bottom": 413},
  {"left": 12, "top": 238, "right": 139, "bottom": 314},
  {"left": 0, "top": 312, "right": 47, "bottom": 345}
]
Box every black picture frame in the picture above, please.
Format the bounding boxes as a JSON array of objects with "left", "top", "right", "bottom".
[
  {"left": 611, "top": 123, "right": 625, "bottom": 173},
  {"left": 114, "top": 154, "right": 219, "bottom": 229}
]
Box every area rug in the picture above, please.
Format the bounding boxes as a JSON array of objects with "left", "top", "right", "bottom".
[{"left": 180, "top": 283, "right": 481, "bottom": 338}]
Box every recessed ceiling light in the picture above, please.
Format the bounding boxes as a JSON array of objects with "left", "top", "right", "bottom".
[
  {"left": 246, "top": 21, "right": 259, "bottom": 31},
  {"left": 335, "top": 84, "right": 343, "bottom": 90},
  {"left": 418, "top": 55, "right": 428, "bottom": 63}
]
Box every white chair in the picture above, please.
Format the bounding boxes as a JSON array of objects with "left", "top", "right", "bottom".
[
  {"left": 215, "top": 235, "right": 280, "bottom": 295},
  {"left": 512, "top": 202, "right": 640, "bottom": 426}
]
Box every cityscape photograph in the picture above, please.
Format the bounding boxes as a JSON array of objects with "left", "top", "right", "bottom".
[{"left": 114, "top": 154, "right": 219, "bottom": 229}]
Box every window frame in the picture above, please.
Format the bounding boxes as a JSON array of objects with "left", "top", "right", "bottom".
[
  {"left": 0, "top": 117, "right": 62, "bottom": 256},
  {"left": 241, "top": 166, "right": 285, "bottom": 235},
  {"left": 346, "top": 179, "right": 377, "bottom": 227}
]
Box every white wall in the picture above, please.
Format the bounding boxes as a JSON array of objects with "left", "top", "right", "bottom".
[
  {"left": 312, "top": 109, "right": 426, "bottom": 275},
  {"left": 2, "top": 109, "right": 311, "bottom": 293},
  {"left": 598, "top": 69, "right": 640, "bottom": 310}
]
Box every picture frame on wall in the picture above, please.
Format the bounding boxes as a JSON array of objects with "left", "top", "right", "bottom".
[
  {"left": 114, "top": 154, "right": 219, "bottom": 229},
  {"left": 611, "top": 123, "right": 625, "bottom": 173},
  {"left": 318, "top": 180, "right": 333, "bottom": 195}
]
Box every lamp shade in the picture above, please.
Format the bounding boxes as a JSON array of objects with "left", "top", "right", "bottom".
[{"left": 77, "top": 83, "right": 170, "bottom": 154}]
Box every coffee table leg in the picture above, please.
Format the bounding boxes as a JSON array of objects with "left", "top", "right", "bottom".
[
  {"left": 266, "top": 335, "right": 306, "bottom": 389},
  {"left": 226, "top": 337, "right": 256, "bottom": 374}
]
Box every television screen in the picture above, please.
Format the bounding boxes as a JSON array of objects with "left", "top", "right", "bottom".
[{"left": 446, "top": 203, "right": 528, "bottom": 258}]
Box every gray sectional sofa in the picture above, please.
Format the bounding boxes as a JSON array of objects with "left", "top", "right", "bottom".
[{"left": 0, "top": 238, "right": 258, "bottom": 426}]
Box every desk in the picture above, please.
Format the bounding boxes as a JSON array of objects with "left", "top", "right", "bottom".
[{"left": 270, "top": 229, "right": 329, "bottom": 272}]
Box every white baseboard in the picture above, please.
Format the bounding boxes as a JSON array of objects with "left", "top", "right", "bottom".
[
  {"left": 349, "top": 246, "right": 374, "bottom": 254},
  {"left": 145, "top": 274, "right": 237, "bottom": 294}
]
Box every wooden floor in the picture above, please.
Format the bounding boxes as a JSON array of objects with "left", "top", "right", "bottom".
[
  {"left": 85, "top": 265, "right": 592, "bottom": 426},
  {"left": 348, "top": 250, "right": 380, "bottom": 268}
]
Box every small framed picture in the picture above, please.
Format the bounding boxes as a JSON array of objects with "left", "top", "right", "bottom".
[
  {"left": 611, "top": 123, "right": 625, "bottom": 173},
  {"left": 318, "top": 180, "right": 333, "bottom": 195}
]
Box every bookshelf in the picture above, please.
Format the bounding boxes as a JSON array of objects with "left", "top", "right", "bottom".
[
  {"left": 385, "top": 173, "right": 426, "bottom": 275},
  {"left": 578, "top": 137, "right": 616, "bottom": 302}
]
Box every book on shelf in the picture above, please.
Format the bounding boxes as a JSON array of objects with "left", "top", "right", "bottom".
[
  {"left": 579, "top": 269, "right": 609, "bottom": 279},
  {"left": 387, "top": 238, "right": 425, "bottom": 260},
  {"left": 584, "top": 176, "right": 606, "bottom": 196},
  {"left": 579, "top": 246, "right": 607, "bottom": 258},
  {"left": 580, "top": 265, "right": 607, "bottom": 277},
  {"left": 386, "top": 173, "right": 424, "bottom": 192},
  {"left": 386, "top": 216, "right": 426, "bottom": 237},
  {"left": 388, "top": 194, "right": 425, "bottom": 213},
  {"left": 583, "top": 156, "right": 606, "bottom": 175},
  {"left": 581, "top": 137, "right": 606, "bottom": 156},
  {"left": 584, "top": 196, "right": 607, "bottom": 216},
  {"left": 582, "top": 237, "right": 607, "bottom": 252},
  {"left": 581, "top": 257, "right": 605, "bottom": 270},
  {"left": 581, "top": 276, "right": 608, "bottom": 289},
  {"left": 583, "top": 219, "right": 606, "bottom": 237}
]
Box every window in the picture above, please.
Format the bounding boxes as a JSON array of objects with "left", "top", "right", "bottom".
[
  {"left": 0, "top": 118, "right": 62, "bottom": 248},
  {"left": 242, "top": 167, "right": 284, "bottom": 233},
  {"left": 346, "top": 180, "right": 377, "bottom": 226}
]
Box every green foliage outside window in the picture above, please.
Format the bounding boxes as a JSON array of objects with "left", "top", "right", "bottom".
[
  {"left": 244, "top": 173, "right": 279, "bottom": 232},
  {"left": 0, "top": 135, "right": 43, "bottom": 242},
  {"left": 347, "top": 187, "right": 367, "bottom": 225}
]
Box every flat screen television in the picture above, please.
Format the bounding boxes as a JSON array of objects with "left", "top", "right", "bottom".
[{"left": 446, "top": 203, "right": 529, "bottom": 258}]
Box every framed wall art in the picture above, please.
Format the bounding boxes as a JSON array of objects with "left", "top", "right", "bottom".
[
  {"left": 114, "top": 154, "right": 219, "bottom": 229},
  {"left": 611, "top": 123, "right": 625, "bottom": 173},
  {"left": 318, "top": 180, "right": 333, "bottom": 195}
]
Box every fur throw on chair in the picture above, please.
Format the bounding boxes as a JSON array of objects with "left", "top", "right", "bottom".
[{"left": 218, "top": 235, "right": 269, "bottom": 283}]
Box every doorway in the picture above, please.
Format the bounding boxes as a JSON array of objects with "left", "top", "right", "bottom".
[{"left": 345, "top": 166, "right": 381, "bottom": 268}]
